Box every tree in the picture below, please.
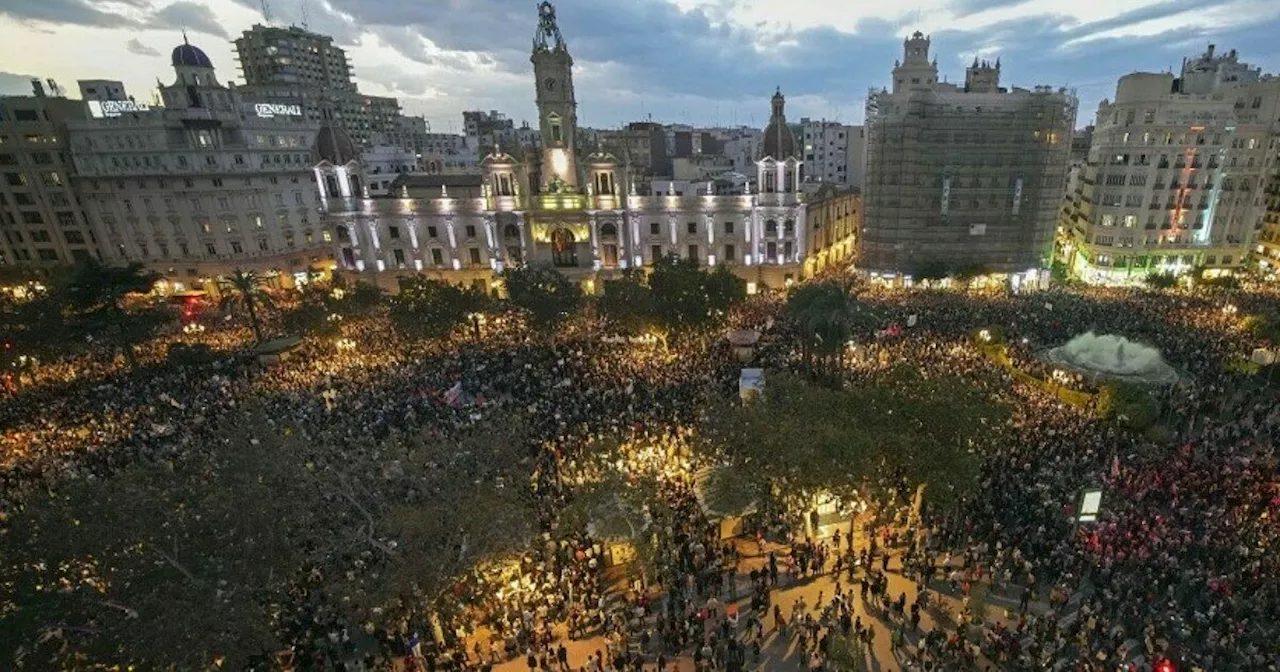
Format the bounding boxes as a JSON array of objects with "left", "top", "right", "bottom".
[
  {"left": 219, "top": 269, "right": 276, "bottom": 344},
  {"left": 913, "top": 259, "right": 950, "bottom": 282},
  {"left": 598, "top": 269, "right": 656, "bottom": 335},
  {"left": 0, "top": 409, "right": 538, "bottom": 668},
  {"left": 1144, "top": 271, "right": 1178, "bottom": 290},
  {"left": 1097, "top": 382, "right": 1159, "bottom": 430},
  {"left": 703, "top": 264, "right": 747, "bottom": 316},
  {"left": 0, "top": 286, "right": 69, "bottom": 386},
  {"left": 502, "top": 264, "right": 581, "bottom": 330},
  {"left": 1242, "top": 313, "right": 1280, "bottom": 346},
  {"left": 648, "top": 254, "right": 710, "bottom": 330},
  {"left": 390, "top": 276, "right": 489, "bottom": 339},
  {"left": 785, "top": 281, "right": 882, "bottom": 382},
  {"left": 63, "top": 261, "right": 167, "bottom": 367},
  {"left": 700, "top": 370, "right": 1007, "bottom": 512}
]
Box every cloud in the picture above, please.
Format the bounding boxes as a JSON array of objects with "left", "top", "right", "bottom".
[
  {"left": 0, "top": 70, "right": 42, "bottom": 96},
  {"left": 126, "top": 37, "right": 161, "bottom": 57},
  {"left": 0, "top": 0, "right": 139, "bottom": 28},
  {"left": 147, "top": 1, "right": 231, "bottom": 39}
]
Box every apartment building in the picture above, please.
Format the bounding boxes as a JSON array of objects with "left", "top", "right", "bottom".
[{"left": 1062, "top": 45, "right": 1280, "bottom": 284}]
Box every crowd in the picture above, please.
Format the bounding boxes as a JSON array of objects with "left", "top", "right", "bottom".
[{"left": 1, "top": 278, "right": 1279, "bottom": 671}]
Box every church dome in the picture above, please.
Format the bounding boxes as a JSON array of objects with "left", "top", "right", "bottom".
[
  {"left": 171, "top": 42, "right": 214, "bottom": 69},
  {"left": 759, "top": 88, "right": 797, "bottom": 160},
  {"left": 314, "top": 121, "right": 358, "bottom": 165}
]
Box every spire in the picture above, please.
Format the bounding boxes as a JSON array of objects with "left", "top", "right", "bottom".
[
  {"left": 972, "top": 55, "right": 979, "bottom": 68},
  {"left": 182, "top": 29, "right": 189, "bottom": 45},
  {"left": 533, "top": 1, "right": 566, "bottom": 52}
]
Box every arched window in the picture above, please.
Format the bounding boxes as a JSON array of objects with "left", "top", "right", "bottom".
[
  {"left": 600, "top": 222, "right": 618, "bottom": 237},
  {"left": 766, "top": 220, "right": 778, "bottom": 237},
  {"left": 503, "top": 224, "right": 520, "bottom": 239},
  {"left": 764, "top": 170, "right": 776, "bottom": 193},
  {"left": 551, "top": 228, "right": 576, "bottom": 267},
  {"left": 548, "top": 113, "right": 563, "bottom": 143},
  {"left": 335, "top": 225, "right": 350, "bottom": 243},
  {"left": 784, "top": 220, "right": 795, "bottom": 237}
]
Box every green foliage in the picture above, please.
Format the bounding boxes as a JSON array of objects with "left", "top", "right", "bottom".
[
  {"left": 346, "top": 280, "right": 385, "bottom": 314},
  {"left": 647, "top": 254, "right": 712, "bottom": 330},
  {"left": 702, "top": 370, "right": 1007, "bottom": 508},
  {"left": 1242, "top": 313, "right": 1280, "bottom": 345},
  {"left": 1198, "top": 274, "right": 1239, "bottom": 290},
  {"left": 785, "top": 281, "right": 882, "bottom": 380},
  {"left": 913, "top": 259, "right": 950, "bottom": 282},
  {"left": 62, "top": 261, "right": 168, "bottom": 365},
  {"left": 1097, "top": 382, "right": 1159, "bottom": 430},
  {"left": 501, "top": 264, "right": 582, "bottom": 329},
  {"left": 280, "top": 300, "right": 340, "bottom": 339},
  {"left": 0, "top": 410, "right": 536, "bottom": 668},
  {"left": 1143, "top": 271, "right": 1178, "bottom": 290},
  {"left": 219, "top": 269, "right": 276, "bottom": 344},
  {"left": 389, "top": 276, "right": 489, "bottom": 339},
  {"left": 598, "top": 269, "right": 657, "bottom": 335},
  {"left": 166, "top": 342, "right": 218, "bottom": 368},
  {"left": 702, "top": 264, "right": 747, "bottom": 315}
]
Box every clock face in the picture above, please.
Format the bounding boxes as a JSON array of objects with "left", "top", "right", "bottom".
[{"left": 544, "top": 78, "right": 556, "bottom": 91}]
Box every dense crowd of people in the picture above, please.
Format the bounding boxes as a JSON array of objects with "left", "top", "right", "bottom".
[{"left": 2, "top": 277, "right": 1279, "bottom": 671}]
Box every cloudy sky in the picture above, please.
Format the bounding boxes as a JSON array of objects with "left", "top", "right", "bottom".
[{"left": 2, "top": 0, "right": 1279, "bottom": 132}]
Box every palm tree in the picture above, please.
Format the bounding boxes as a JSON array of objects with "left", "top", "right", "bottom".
[
  {"left": 64, "top": 260, "right": 166, "bottom": 367},
  {"left": 220, "top": 269, "right": 275, "bottom": 343},
  {"left": 786, "top": 281, "right": 882, "bottom": 384}
]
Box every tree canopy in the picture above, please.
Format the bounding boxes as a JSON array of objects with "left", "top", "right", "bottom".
[
  {"left": 0, "top": 409, "right": 536, "bottom": 669},
  {"left": 62, "top": 261, "right": 168, "bottom": 366},
  {"left": 390, "top": 276, "right": 489, "bottom": 339},
  {"left": 700, "top": 369, "right": 1008, "bottom": 508},
  {"left": 501, "top": 264, "right": 582, "bottom": 329}
]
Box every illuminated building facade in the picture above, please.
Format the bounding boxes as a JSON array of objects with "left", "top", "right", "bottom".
[
  {"left": 1062, "top": 45, "right": 1280, "bottom": 285},
  {"left": 323, "top": 2, "right": 813, "bottom": 292},
  {"left": 67, "top": 39, "right": 334, "bottom": 292}
]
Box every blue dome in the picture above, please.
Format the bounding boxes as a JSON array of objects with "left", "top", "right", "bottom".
[{"left": 171, "top": 43, "right": 214, "bottom": 69}]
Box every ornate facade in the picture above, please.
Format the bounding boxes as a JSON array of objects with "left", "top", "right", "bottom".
[{"left": 321, "top": 2, "right": 819, "bottom": 293}]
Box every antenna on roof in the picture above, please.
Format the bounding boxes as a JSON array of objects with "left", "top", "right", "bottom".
[
  {"left": 261, "top": 0, "right": 272, "bottom": 24},
  {"left": 300, "top": 0, "right": 310, "bottom": 30}
]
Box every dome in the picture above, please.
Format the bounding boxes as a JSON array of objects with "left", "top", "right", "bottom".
[
  {"left": 314, "top": 121, "right": 358, "bottom": 165},
  {"left": 759, "top": 88, "right": 797, "bottom": 160},
  {"left": 171, "top": 42, "right": 214, "bottom": 69}
]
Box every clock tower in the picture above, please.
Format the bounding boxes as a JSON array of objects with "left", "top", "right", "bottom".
[{"left": 531, "top": 1, "right": 578, "bottom": 192}]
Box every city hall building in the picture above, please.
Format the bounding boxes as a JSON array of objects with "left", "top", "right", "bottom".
[{"left": 320, "top": 2, "right": 822, "bottom": 293}]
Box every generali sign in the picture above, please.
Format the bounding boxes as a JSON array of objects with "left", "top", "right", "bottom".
[
  {"left": 87, "top": 100, "right": 150, "bottom": 118},
  {"left": 253, "top": 103, "right": 302, "bottom": 118}
]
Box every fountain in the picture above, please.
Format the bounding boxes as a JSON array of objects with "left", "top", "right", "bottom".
[{"left": 1040, "top": 332, "right": 1183, "bottom": 385}]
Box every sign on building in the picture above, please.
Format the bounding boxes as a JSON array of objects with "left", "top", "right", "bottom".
[
  {"left": 253, "top": 103, "right": 303, "bottom": 118},
  {"left": 87, "top": 100, "right": 150, "bottom": 118}
]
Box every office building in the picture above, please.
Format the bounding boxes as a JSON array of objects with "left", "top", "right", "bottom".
[
  {"left": 67, "top": 39, "right": 332, "bottom": 292},
  {"left": 1062, "top": 45, "right": 1280, "bottom": 284},
  {"left": 863, "top": 33, "right": 1076, "bottom": 279},
  {"left": 233, "top": 24, "right": 402, "bottom": 148},
  {"left": 0, "top": 85, "right": 98, "bottom": 268}
]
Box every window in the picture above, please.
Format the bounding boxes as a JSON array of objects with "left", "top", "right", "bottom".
[
  {"left": 13, "top": 192, "right": 33, "bottom": 206},
  {"left": 21, "top": 211, "right": 44, "bottom": 224},
  {"left": 650, "top": 221, "right": 660, "bottom": 236},
  {"left": 274, "top": 193, "right": 285, "bottom": 207},
  {"left": 687, "top": 244, "right": 698, "bottom": 261},
  {"left": 687, "top": 221, "right": 697, "bottom": 235},
  {"left": 766, "top": 220, "right": 778, "bottom": 236},
  {"left": 57, "top": 212, "right": 76, "bottom": 227},
  {"left": 205, "top": 242, "right": 218, "bottom": 256},
  {"left": 784, "top": 241, "right": 793, "bottom": 259},
  {"left": 258, "top": 238, "right": 269, "bottom": 252},
  {"left": 190, "top": 197, "right": 203, "bottom": 212},
  {"left": 427, "top": 226, "right": 439, "bottom": 238},
  {"left": 254, "top": 215, "right": 264, "bottom": 230},
  {"left": 388, "top": 226, "right": 400, "bottom": 240},
  {"left": 766, "top": 241, "right": 777, "bottom": 260},
  {"left": 212, "top": 178, "right": 223, "bottom": 187},
  {"left": 30, "top": 230, "right": 51, "bottom": 243},
  {"left": 723, "top": 244, "right": 735, "bottom": 263},
  {"left": 465, "top": 224, "right": 477, "bottom": 238},
  {"left": 38, "top": 249, "right": 59, "bottom": 261},
  {"left": 0, "top": 153, "right": 15, "bottom": 165},
  {"left": 469, "top": 248, "right": 482, "bottom": 266},
  {"left": 431, "top": 248, "right": 444, "bottom": 265},
  {"left": 218, "top": 196, "right": 230, "bottom": 211},
  {"left": 294, "top": 191, "right": 305, "bottom": 205},
  {"left": 231, "top": 241, "right": 244, "bottom": 254},
  {"left": 4, "top": 173, "right": 25, "bottom": 186},
  {"left": 322, "top": 230, "right": 332, "bottom": 243},
  {"left": 393, "top": 248, "right": 406, "bottom": 266},
  {"left": 723, "top": 221, "right": 734, "bottom": 235},
  {"left": 784, "top": 220, "right": 794, "bottom": 236}
]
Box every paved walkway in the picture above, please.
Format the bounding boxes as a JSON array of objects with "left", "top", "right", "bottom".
[{"left": 477, "top": 522, "right": 1039, "bottom": 671}]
